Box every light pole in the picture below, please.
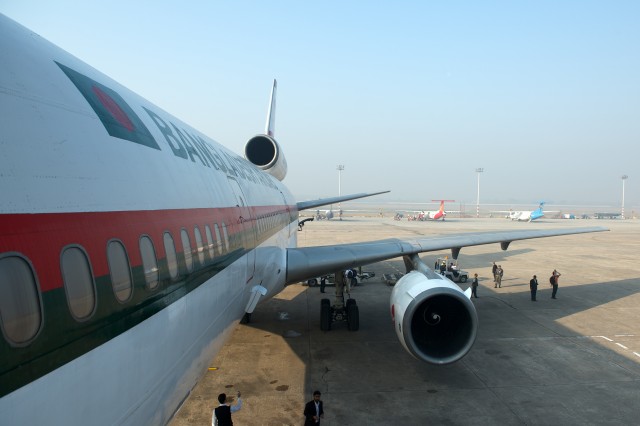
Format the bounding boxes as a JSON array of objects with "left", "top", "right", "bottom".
[
  {"left": 336, "top": 165, "right": 345, "bottom": 219},
  {"left": 336, "top": 165, "right": 345, "bottom": 197},
  {"left": 621, "top": 175, "right": 628, "bottom": 219},
  {"left": 476, "top": 168, "right": 484, "bottom": 218}
]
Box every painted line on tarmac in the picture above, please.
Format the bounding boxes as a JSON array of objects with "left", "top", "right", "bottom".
[{"left": 593, "top": 335, "right": 638, "bottom": 357}]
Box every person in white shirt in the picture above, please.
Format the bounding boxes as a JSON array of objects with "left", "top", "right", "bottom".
[{"left": 212, "top": 391, "right": 242, "bottom": 426}]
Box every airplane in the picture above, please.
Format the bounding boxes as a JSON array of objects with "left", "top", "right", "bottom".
[
  {"left": 0, "top": 14, "right": 607, "bottom": 425},
  {"left": 315, "top": 209, "right": 334, "bottom": 220},
  {"left": 505, "top": 202, "right": 546, "bottom": 222},
  {"left": 404, "top": 200, "right": 453, "bottom": 221},
  {"left": 421, "top": 199, "right": 455, "bottom": 221}
]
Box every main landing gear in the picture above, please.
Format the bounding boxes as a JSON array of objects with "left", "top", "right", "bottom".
[{"left": 320, "top": 270, "right": 359, "bottom": 331}]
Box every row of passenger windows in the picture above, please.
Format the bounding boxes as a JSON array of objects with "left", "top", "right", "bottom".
[{"left": 0, "top": 222, "right": 232, "bottom": 347}]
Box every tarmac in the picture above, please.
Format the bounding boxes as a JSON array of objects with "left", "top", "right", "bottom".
[{"left": 170, "top": 217, "right": 640, "bottom": 426}]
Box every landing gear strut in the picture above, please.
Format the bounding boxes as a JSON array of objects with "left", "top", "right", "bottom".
[{"left": 320, "top": 270, "right": 359, "bottom": 331}]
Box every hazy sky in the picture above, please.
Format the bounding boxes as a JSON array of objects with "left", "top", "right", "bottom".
[{"left": 3, "top": 1, "right": 639, "bottom": 210}]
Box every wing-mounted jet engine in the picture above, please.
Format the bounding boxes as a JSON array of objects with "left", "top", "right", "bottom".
[
  {"left": 244, "top": 79, "right": 287, "bottom": 181},
  {"left": 390, "top": 255, "right": 478, "bottom": 365}
]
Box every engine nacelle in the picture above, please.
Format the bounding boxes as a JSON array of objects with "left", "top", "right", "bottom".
[
  {"left": 244, "top": 134, "right": 287, "bottom": 181},
  {"left": 390, "top": 271, "right": 478, "bottom": 365}
]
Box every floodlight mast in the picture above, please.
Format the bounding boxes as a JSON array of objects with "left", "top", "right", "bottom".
[
  {"left": 476, "top": 168, "right": 484, "bottom": 218},
  {"left": 621, "top": 175, "right": 628, "bottom": 219}
]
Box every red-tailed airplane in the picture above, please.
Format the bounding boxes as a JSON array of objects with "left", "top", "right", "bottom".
[
  {"left": 0, "top": 15, "right": 607, "bottom": 425},
  {"left": 422, "top": 199, "right": 454, "bottom": 221}
]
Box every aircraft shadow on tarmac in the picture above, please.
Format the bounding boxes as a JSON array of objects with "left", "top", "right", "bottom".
[{"left": 237, "top": 270, "right": 640, "bottom": 425}]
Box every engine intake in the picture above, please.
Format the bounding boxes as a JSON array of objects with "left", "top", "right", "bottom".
[
  {"left": 244, "top": 134, "right": 287, "bottom": 181},
  {"left": 390, "top": 271, "right": 478, "bottom": 365}
]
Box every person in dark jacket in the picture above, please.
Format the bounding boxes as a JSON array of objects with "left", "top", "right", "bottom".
[
  {"left": 304, "top": 390, "right": 324, "bottom": 425},
  {"left": 529, "top": 275, "right": 538, "bottom": 301},
  {"left": 471, "top": 273, "right": 479, "bottom": 298}
]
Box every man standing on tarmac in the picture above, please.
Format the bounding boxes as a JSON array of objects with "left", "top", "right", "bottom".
[
  {"left": 530, "top": 275, "right": 538, "bottom": 301},
  {"left": 495, "top": 265, "right": 504, "bottom": 288},
  {"left": 550, "top": 269, "right": 561, "bottom": 299},
  {"left": 304, "top": 390, "right": 324, "bottom": 425},
  {"left": 471, "top": 273, "right": 479, "bottom": 298}
]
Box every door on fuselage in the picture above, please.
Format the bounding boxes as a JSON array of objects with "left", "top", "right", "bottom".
[
  {"left": 279, "top": 191, "right": 292, "bottom": 239},
  {"left": 227, "top": 177, "right": 256, "bottom": 283}
]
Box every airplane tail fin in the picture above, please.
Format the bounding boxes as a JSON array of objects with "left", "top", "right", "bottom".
[
  {"left": 265, "top": 79, "right": 277, "bottom": 136},
  {"left": 529, "top": 202, "right": 545, "bottom": 221},
  {"left": 431, "top": 199, "right": 454, "bottom": 214},
  {"left": 245, "top": 79, "right": 287, "bottom": 180}
]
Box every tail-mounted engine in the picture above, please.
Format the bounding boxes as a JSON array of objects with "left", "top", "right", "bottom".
[
  {"left": 245, "top": 80, "right": 287, "bottom": 181},
  {"left": 390, "top": 271, "right": 478, "bottom": 364},
  {"left": 244, "top": 134, "right": 287, "bottom": 181}
]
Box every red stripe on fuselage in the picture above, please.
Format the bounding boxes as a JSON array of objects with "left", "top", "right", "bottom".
[{"left": 0, "top": 206, "right": 291, "bottom": 292}]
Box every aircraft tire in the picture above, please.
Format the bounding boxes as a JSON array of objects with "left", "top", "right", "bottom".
[
  {"left": 346, "top": 298, "right": 356, "bottom": 309},
  {"left": 347, "top": 304, "right": 359, "bottom": 331},
  {"left": 320, "top": 299, "right": 331, "bottom": 331}
]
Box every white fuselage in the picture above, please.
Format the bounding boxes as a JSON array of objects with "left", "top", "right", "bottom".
[
  {"left": 511, "top": 211, "right": 531, "bottom": 221},
  {"left": 0, "top": 14, "right": 296, "bottom": 424}
]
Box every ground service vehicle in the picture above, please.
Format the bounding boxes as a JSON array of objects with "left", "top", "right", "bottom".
[{"left": 436, "top": 258, "right": 469, "bottom": 283}]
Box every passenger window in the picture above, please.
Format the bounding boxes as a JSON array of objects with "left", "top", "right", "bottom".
[
  {"left": 163, "top": 232, "right": 179, "bottom": 279},
  {"left": 107, "top": 240, "right": 132, "bottom": 303},
  {"left": 61, "top": 246, "right": 96, "bottom": 321},
  {"left": 214, "top": 223, "right": 223, "bottom": 254},
  {"left": 139, "top": 236, "right": 159, "bottom": 289},
  {"left": 204, "top": 225, "right": 215, "bottom": 259},
  {"left": 222, "top": 223, "right": 230, "bottom": 252},
  {"left": 194, "top": 226, "right": 205, "bottom": 265},
  {"left": 181, "top": 229, "right": 193, "bottom": 273},
  {"left": 0, "top": 255, "right": 42, "bottom": 345}
]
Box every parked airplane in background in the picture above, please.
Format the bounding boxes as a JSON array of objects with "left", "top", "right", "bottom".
[
  {"left": 503, "top": 202, "right": 546, "bottom": 222},
  {"left": 422, "top": 199, "right": 455, "bottom": 221},
  {"left": 0, "top": 15, "right": 607, "bottom": 425},
  {"left": 315, "top": 209, "right": 334, "bottom": 220},
  {"left": 405, "top": 200, "right": 454, "bottom": 221}
]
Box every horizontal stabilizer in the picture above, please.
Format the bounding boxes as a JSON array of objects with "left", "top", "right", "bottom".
[{"left": 296, "top": 191, "right": 389, "bottom": 211}]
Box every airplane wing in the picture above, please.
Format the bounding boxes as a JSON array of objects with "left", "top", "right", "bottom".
[
  {"left": 296, "top": 191, "right": 389, "bottom": 211},
  {"left": 286, "top": 226, "right": 607, "bottom": 283}
]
